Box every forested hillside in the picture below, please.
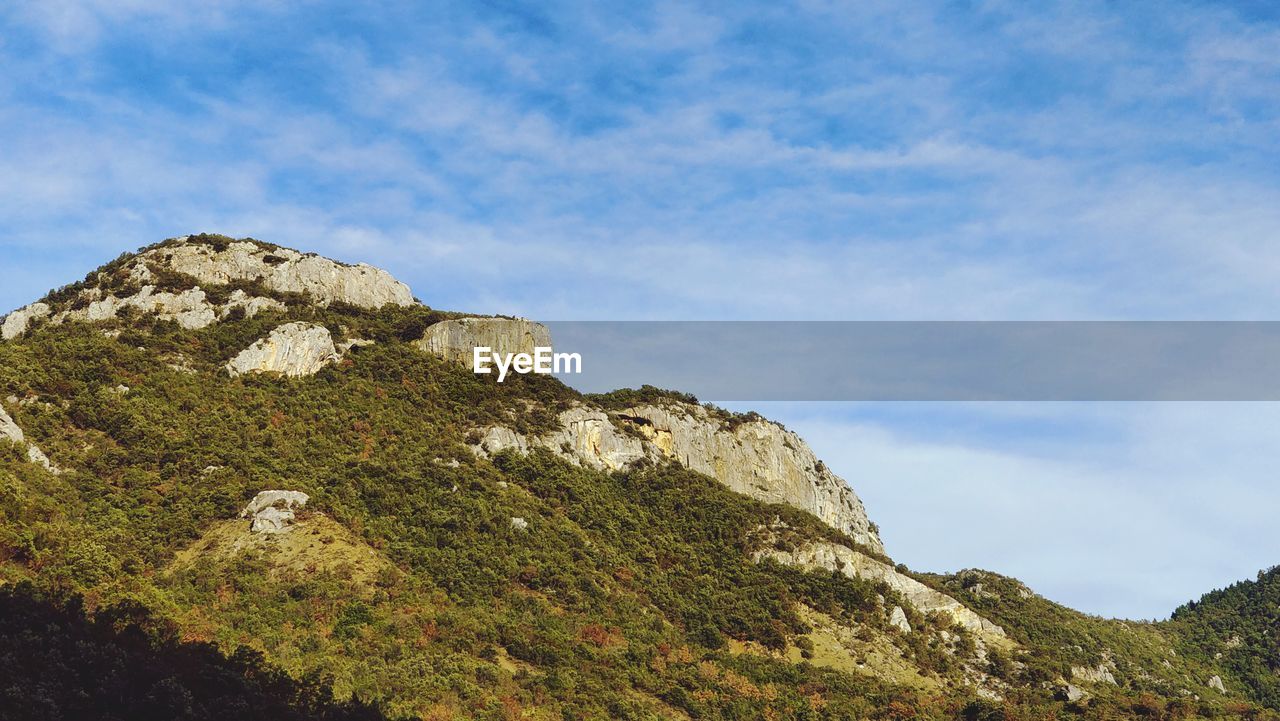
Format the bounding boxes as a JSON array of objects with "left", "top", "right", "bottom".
[
  {"left": 1171, "top": 567, "right": 1280, "bottom": 710},
  {"left": 1, "top": 235, "right": 1276, "bottom": 720}
]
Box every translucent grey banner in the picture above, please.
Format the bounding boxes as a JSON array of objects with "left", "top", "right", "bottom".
[{"left": 542, "top": 321, "right": 1280, "bottom": 401}]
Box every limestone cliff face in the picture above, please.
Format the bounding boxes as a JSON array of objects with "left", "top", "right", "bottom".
[
  {"left": 136, "top": 238, "right": 414, "bottom": 309},
  {"left": 416, "top": 318, "right": 882, "bottom": 551},
  {"left": 1, "top": 303, "right": 50, "bottom": 340},
  {"left": 415, "top": 318, "right": 551, "bottom": 368},
  {"left": 474, "top": 402, "right": 884, "bottom": 554},
  {"left": 226, "top": 322, "right": 340, "bottom": 378},
  {"left": 754, "top": 540, "right": 1008, "bottom": 646},
  {"left": 619, "top": 404, "right": 880, "bottom": 552},
  {"left": 477, "top": 407, "right": 650, "bottom": 471}
]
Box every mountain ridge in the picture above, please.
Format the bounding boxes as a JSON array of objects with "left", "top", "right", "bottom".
[{"left": 1, "top": 234, "right": 1275, "bottom": 720}]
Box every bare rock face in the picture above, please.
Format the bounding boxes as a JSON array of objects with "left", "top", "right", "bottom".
[
  {"left": 1, "top": 302, "right": 51, "bottom": 340},
  {"left": 30, "top": 285, "right": 277, "bottom": 335},
  {"left": 221, "top": 289, "right": 286, "bottom": 319},
  {"left": 226, "top": 322, "right": 339, "bottom": 377},
  {"left": 475, "top": 407, "right": 650, "bottom": 471},
  {"left": 474, "top": 402, "right": 883, "bottom": 553},
  {"left": 0, "top": 403, "right": 56, "bottom": 472},
  {"left": 1064, "top": 684, "right": 1091, "bottom": 703},
  {"left": 142, "top": 238, "right": 413, "bottom": 309},
  {"left": 415, "top": 318, "right": 551, "bottom": 368},
  {"left": 2, "top": 236, "right": 414, "bottom": 341},
  {"left": 75, "top": 286, "right": 219, "bottom": 330},
  {"left": 240, "top": 490, "right": 310, "bottom": 534},
  {"left": 1071, "top": 660, "right": 1118, "bottom": 686},
  {"left": 754, "top": 539, "right": 1008, "bottom": 646},
  {"left": 620, "top": 404, "right": 880, "bottom": 552},
  {"left": 889, "top": 605, "right": 912, "bottom": 633}
]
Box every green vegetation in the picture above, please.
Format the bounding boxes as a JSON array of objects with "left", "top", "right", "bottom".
[
  {"left": 2, "top": 241, "right": 1278, "bottom": 719},
  {"left": 1171, "top": 566, "right": 1280, "bottom": 709},
  {"left": 587, "top": 385, "right": 701, "bottom": 410},
  {"left": 0, "top": 582, "right": 395, "bottom": 721}
]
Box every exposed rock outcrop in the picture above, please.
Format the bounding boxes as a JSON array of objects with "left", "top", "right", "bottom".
[
  {"left": 138, "top": 237, "right": 414, "bottom": 309},
  {"left": 221, "top": 289, "right": 287, "bottom": 319},
  {"left": 2, "top": 236, "right": 414, "bottom": 340},
  {"left": 226, "top": 322, "right": 339, "bottom": 377},
  {"left": 24, "top": 284, "right": 282, "bottom": 335},
  {"left": 754, "top": 539, "right": 1008, "bottom": 646},
  {"left": 1, "top": 302, "right": 50, "bottom": 340},
  {"left": 889, "top": 605, "right": 912, "bottom": 633},
  {"left": 620, "top": 404, "right": 880, "bottom": 551},
  {"left": 1063, "top": 684, "right": 1091, "bottom": 703},
  {"left": 1209, "top": 675, "right": 1226, "bottom": 693},
  {"left": 68, "top": 286, "right": 219, "bottom": 330},
  {"left": 415, "top": 318, "right": 551, "bottom": 368},
  {"left": 475, "top": 407, "right": 648, "bottom": 471},
  {"left": 0, "top": 404, "right": 57, "bottom": 472},
  {"left": 240, "top": 490, "right": 309, "bottom": 533},
  {"left": 1071, "top": 660, "right": 1118, "bottom": 686},
  {"left": 474, "top": 402, "right": 883, "bottom": 553}
]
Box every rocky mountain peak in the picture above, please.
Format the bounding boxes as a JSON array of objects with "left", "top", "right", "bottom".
[
  {"left": 132, "top": 235, "right": 414, "bottom": 310},
  {"left": 1, "top": 234, "right": 415, "bottom": 340}
]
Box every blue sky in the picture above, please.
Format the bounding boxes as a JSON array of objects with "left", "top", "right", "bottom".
[{"left": 2, "top": 1, "right": 1279, "bottom": 618}]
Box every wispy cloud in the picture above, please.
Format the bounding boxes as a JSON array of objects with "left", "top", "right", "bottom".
[
  {"left": 2, "top": 0, "right": 1279, "bottom": 616},
  {"left": 741, "top": 401, "right": 1280, "bottom": 619}
]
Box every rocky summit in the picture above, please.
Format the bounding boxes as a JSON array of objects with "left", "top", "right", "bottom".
[
  {"left": 1, "top": 234, "right": 1276, "bottom": 721},
  {"left": 1, "top": 234, "right": 413, "bottom": 341}
]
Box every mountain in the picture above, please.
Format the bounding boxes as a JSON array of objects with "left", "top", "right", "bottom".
[{"left": 0, "top": 233, "right": 1274, "bottom": 720}]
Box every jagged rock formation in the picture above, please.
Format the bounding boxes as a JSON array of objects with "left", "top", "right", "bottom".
[
  {"left": 754, "top": 539, "right": 1008, "bottom": 646},
  {"left": 139, "top": 237, "right": 414, "bottom": 309},
  {"left": 226, "top": 322, "right": 339, "bottom": 377},
  {"left": 414, "top": 318, "right": 551, "bottom": 368},
  {"left": 1, "top": 302, "right": 50, "bottom": 340},
  {"left": 0, "top": 403, "right": 56, "bottom": 472},
  {"left": 1, "top": 235, "right": 414, "bottom": 341},
  {"left": 240, "top": 490, "right": 310, "bottom": 533},
  {"left": 66, "top": 286, "right": 220, "bottom": 330},
  {"left": 474, "top": 403, "right": 883, "bottom": 553}
]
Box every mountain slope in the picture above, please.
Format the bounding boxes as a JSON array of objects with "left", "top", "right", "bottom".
[
  {"left": 1170, "top": 566, "right": 1280, "bottom": 708},
  {"left": 0, "top": 234, "right": 1275, "bottom": 720},
  {"left": 0, "top": 582, "right": 394, "bottom": 721}
]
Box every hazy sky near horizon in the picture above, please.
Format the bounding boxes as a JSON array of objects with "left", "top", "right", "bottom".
[{"left": 2, "top": 1, "right": 1279, "bottom": 618}]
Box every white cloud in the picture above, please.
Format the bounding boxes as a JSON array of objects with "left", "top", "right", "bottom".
[{"left": 748, "top": 402, "right": 1280, "bottom": 619}]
